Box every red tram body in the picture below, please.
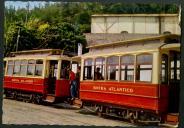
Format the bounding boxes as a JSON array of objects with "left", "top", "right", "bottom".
[
  {"left": 80, "top": 82, "right": 168, "bottom": 113},
  {"left": 79, "top": 33, "right": 180, "bottom": 124},
  {"left": 4, "top": 49, "right": 73, "bottom": 103}
]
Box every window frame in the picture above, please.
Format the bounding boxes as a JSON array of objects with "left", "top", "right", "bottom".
[
  {"left": 106, "top": 56, "right": 119, "bottom": 81},
  {"left": 94, "top": 57, "right": 105, "bottom": 81},
  {"left": 83, "top": 58, "right": 94, "bottom": 80},
  {"left": 161, "top": 54, "right": 168, "bottom": 84},
  {"left": 35, "top": 59, "right": 44, "bottom": 77},
  {"left": 6, "top": 60, "right": 14, "bottom": 76},
  {"left": 169, "top": 51, "right": 180, "bottom": 81},
  {"left": 27, "top": 59, "right": 36, "bottom": 76},
  {"left": 60, "top": 60, "right": 71, "bottom": 79},
  {"left": 136, "top": 53, "right": 153, "bottom": 83},
  {"left": 120, "top": 55, "right": 135, "bottom": 82},
  {"left": 20, "top": 59, "right": 28, "bottom": 76}
]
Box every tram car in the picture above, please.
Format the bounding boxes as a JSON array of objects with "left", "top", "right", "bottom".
[
  {"left": 79, "top": 33, "right": 180, "bottom": 124},
  {"left": 4, "top": 49, "right": 77, "bottom": 103}
]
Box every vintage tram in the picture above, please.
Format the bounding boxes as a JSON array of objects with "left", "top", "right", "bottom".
[
  {"left": 4, "top": 49, "right": 78, "bottom": 103},
  {"left": 79, "top": 33, "right": 180, "bottom": 125}
]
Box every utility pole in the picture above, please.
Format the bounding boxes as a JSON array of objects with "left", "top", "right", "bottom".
[
  {"left": 16, "top": 28, "right": 21, "bottom": 52},
  {"left": 25, "top": 2, "right": 30, "bottom": 24}
]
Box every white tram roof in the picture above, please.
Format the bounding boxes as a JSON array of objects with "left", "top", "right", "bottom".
[
  {"left": 85, "top": 33, "right": 180, "bottom": 48},
  {"left": 82, "top": 33, "right": 180, "bottom": 57}
]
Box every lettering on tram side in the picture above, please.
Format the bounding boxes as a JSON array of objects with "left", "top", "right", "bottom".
[
  {"left": 92, "top": 85, "right": 134, "bottom": 93},
  {"left": 12, "top": 79, "right": 33, "bottom": 83},
  {"left": 12, "top": 79, "right": 19, "bottom": 82}
]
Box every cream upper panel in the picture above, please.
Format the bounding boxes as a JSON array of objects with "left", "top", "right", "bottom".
[{"left": 82, "top": 40, "right": 164, "bottom": 58}]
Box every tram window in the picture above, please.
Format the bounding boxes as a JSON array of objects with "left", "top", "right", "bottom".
[
  {"left": 35, "top": 60, "right": 43, "bottom": 76},
  {"left": 107, "top": 56, "right": 119, "bottom": 81},
  {"left": 94, "top": 57, "right": 105, "bottom": 80},
  {"left": 136, "top": 54, "right": 152, "bottom": 82},
  {"left": 27, "top": 60, "right": 35, "bottom": 76},
  {"left": 120, "top": 55, "right": 134, "bottom": 81},
  {"left": 170, "top": 52, "right": 180, "bottom": 80},
  {"left": 13, "top": 60, "right": 21, "bottom": 75},
  {"left": 83, "top": 59, "right": 94, "bottom": 80},
  {"left": 20, "top": 60, "right": 28, "bottom": 76},
  {"left": 177, "top": 60, "right": 180, "bottom": 80},
  {"left": 60, "top": 60, "right": 70, "bottom": 79},
  {"left": 7, "top": 60, "right": 14, "bottom": 76},
  {"left": 161, "top": 54, "right": 168, "bottom": 84}
]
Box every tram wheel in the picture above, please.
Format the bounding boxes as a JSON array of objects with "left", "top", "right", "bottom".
[{"left": 12, "top": 91, "right": 17, "bottom": 100}]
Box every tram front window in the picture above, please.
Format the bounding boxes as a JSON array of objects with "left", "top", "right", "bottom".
[
  {"left": 107, "top": 56, "right": 119, "bottom": 81},
  {"left": 136, "top": 54, "right": 152, "bottom": 82}
]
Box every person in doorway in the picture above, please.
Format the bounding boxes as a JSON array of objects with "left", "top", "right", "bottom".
[{"left": 69, "top": 68, "right": 77, "bottom": 100}]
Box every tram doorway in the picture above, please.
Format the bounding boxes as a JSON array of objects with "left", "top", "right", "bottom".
[
  {"left": 168, "top": 51, "right": 180, "bottom": 113},
  {"left": 48, "top": 60, "right": 58, "bottom": 94}
]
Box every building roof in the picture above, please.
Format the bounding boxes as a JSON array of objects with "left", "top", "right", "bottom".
[{"left": 92, "top": 14, "right": 178, "bottom": 17}]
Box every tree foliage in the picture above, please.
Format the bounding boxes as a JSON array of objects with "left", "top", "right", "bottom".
[{"left": 4, "top": 2, "right": 179, "bottom": 56}]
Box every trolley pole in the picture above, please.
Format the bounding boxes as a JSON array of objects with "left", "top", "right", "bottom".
[
  {"left": 179, "top": 1, "right": 184, "bottom": 128},
  {"left": 0, "top": 0, "right": 4, "bottom": 125}
]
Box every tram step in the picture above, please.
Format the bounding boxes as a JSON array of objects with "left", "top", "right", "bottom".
[
  {"left": 166, "top": 113, "right": 179, "bottom": 125},
  {"left": 44, "top": 95, "right": 55, "bottom": 103},
  {"left": 159, "top": 123, "right": 178, "bottom": 128},
  {"left": 72, "top": 98, "right": 82, "bottom": 108}
]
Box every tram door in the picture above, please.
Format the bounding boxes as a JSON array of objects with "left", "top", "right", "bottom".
[
  {"left": 168, "top": 51, "right": 180, "bottom": 113},
  {"left": 48, "top": 60, "right": 58, "bottom": 94}
]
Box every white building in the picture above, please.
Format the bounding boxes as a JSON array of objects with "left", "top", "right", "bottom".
[{"left": 91, "top": 14, "right": 180, "bottom": 34}]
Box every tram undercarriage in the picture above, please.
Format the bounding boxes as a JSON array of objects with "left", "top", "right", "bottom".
[
  {"left": 4, "top": 89, "right": 44, "bottom": 104},
  {"left": 82, "top": 101, "right": 161, "bottom": 125}
]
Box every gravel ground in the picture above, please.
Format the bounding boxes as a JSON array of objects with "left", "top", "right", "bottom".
[{"left": 2, "top": 99, "right": 135, "bottom": 127}]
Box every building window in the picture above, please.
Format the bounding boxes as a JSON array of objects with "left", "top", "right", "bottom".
[
  {"left": 20, "top": 60, "right": 28, "bottom": 76},
  {"left": 7, "top": 60, "right": 14, "bottom": 76},
  {"left": 136, "top": 54, "right": 153, "bottom": 82},
  {"left": 60, "top": 60, "right": 70, "bottom": 79},
  {"left": 161, "top": 54, "right": 168, "bottom": 84},
  {"left": 94, "top": 57, "right": 105, "bottom": 80},
  {"left": 120, "top": 55, "right": 134, "bottom": 81},
  {"left": 35, "top": 60, "right": 43, "bottom": 76},
  {"left": 107, "top": 56, "right": 119, "bottom": 81},
  {"left": 27, "top": 60, "right": 35, "bottom": 76},
  {"left": 83, "top": 59, "right": 94, "bottom": 80}
]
